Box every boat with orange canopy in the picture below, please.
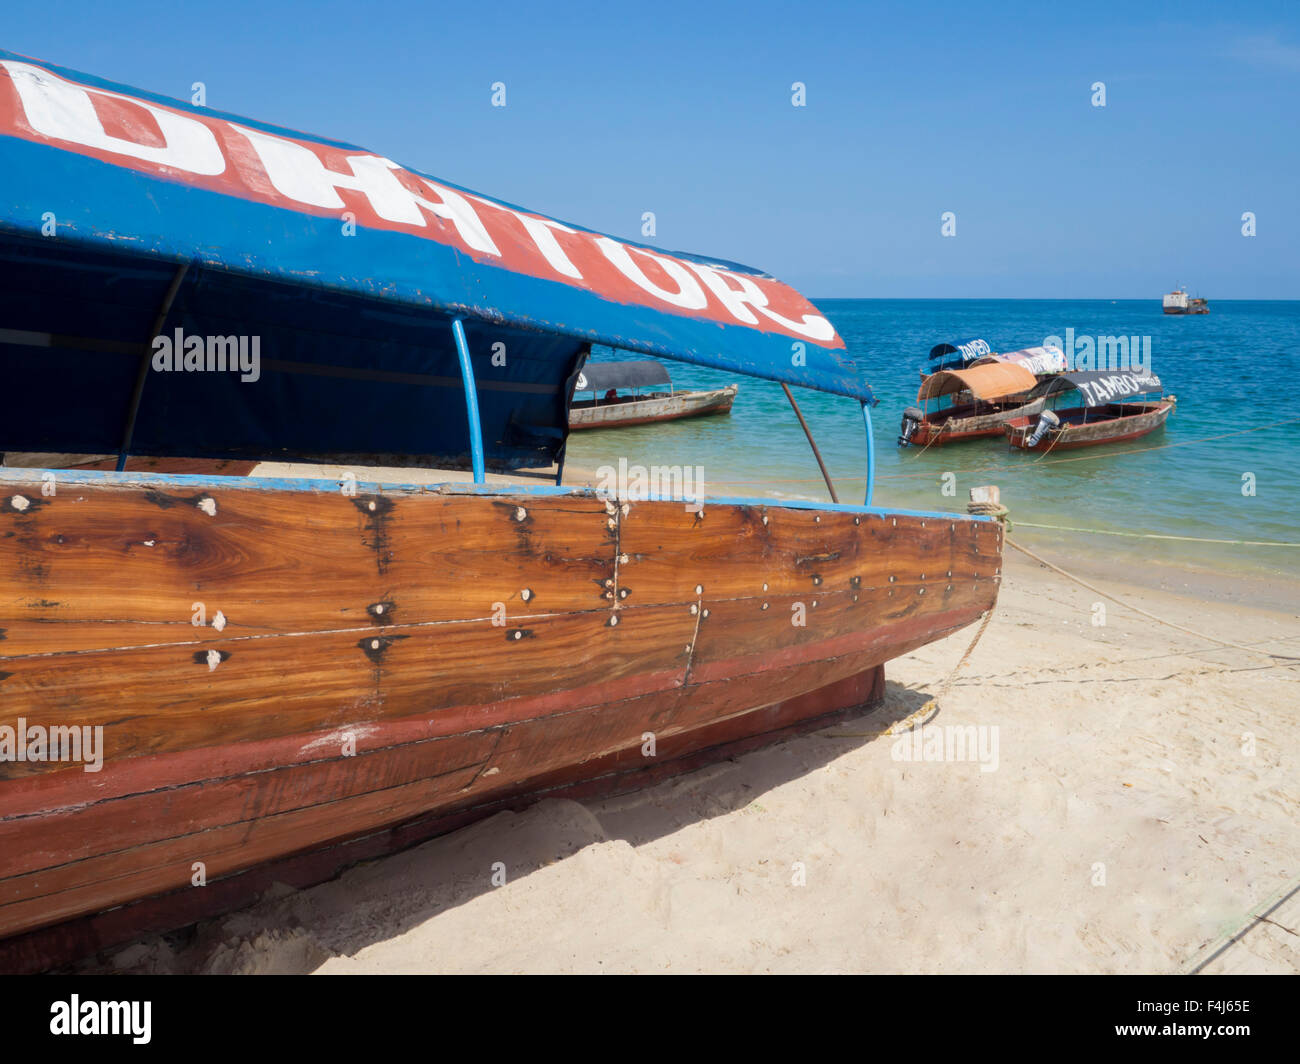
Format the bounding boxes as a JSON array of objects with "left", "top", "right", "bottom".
[{"left": 899, "top": 361, "right": 1043, "bottom": 447}]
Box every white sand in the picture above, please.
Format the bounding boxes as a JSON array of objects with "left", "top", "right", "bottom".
[{"left": 97, "top": 546, "right": 1300, "bottom": 975}]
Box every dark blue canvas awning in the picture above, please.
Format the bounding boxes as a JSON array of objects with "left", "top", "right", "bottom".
[
  {"left": 575, "top": 361, "right": 672, "bottom": 393},
  {"left": 1029, "top": 370, "right": 1163, "bottom": 406}
]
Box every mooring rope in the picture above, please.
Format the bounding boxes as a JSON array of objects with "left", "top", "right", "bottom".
[
  {"left": 992, "top": 523, "right": 1300, "bottom": 663},
  {"left": 907, "top": 419, "right": 949, "bottom": 459},
  {"left": 816, "top": 480, "right": 1298, "bottom": 743},
  {"left": 1013, "top": 521, "right": 1300, "bottom": 548},
  {"left": 1183, "top": 873, "right": 1300, "bottom": 974},
  {"left": 821, "top": 603, "right": 998, "bottom": 739}
]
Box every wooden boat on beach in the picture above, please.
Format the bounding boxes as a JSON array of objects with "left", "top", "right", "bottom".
[
  {"left": 0, "top": 51, "right": 1003, "bottom": 968},
  {"left": 568, "top": 359, "right": 737, "bottom": 430},
  {"left": 1004, "top": 371, "right": 1172, "bottom": 451},
  {"left": 899, "top": 361, "right": 1043, "bottom": 447}
]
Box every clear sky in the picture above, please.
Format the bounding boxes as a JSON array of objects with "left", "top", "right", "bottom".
[{"left": 4, "top": 0, "right": 1297, "bottom": 298}]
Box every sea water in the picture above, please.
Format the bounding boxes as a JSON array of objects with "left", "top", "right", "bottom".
[{"left": 565, "top": 299, "right": 1300, "bottom": 588}]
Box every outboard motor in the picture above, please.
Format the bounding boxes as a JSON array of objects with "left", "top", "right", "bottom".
[
  {"left": 1025, "top": 409, "right": 1060, "bottom": 448},
  {"left": 898, "top": 406, "right": 925, "bottom": 446}
]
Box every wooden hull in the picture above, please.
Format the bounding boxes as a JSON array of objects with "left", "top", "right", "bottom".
[
  {"left": 569, "top": 385, "right": 737, "bottom": 430},
  {"left": 907, "top": 396, "right": 1045, "bottom": 446},
  {"left": 0, "top": 470, "right": 1001, "bottom": 958},
  {"left": 1005, "top": 401, "right": 1173, "bottom": 450}
]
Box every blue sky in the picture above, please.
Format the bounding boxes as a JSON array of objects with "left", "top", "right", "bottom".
[{"left": 4, "top": 0, "right": 1297, "bottom": 298}]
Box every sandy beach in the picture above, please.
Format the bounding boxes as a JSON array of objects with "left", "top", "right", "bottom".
[{"left": 87, "top": 535, "right": 1300, "bottom": 975}]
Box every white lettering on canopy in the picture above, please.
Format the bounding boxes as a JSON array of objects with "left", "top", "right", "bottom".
[
  {"left": 230, "top": 124, "right": 500, "bottom": 255},
  {"left": 595, "top": 238, "right": 708, "bottom": 310},
  {"left": 471, "top": 196, "right": 582, "bottom": 279},
  {"left": 1, "top": 58, "right": 839, "bottom": 342},
  {"left": 2, "top": 60, "right": 225, "bottom": 176},
  {"left": 1076, "top": 373, "right": 1160, "bottom": 405},
  {"left": 687, "top": 261, "right": 837, "bottom": 341}
]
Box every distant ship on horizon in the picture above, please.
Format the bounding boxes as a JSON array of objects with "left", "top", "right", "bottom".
[{"left": 1163, "top": 285, "right": 1209, "bottom": 315}]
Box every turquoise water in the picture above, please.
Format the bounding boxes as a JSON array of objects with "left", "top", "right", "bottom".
[{"left": 565, "top": 299, "right": 1300, "bottom": 582}]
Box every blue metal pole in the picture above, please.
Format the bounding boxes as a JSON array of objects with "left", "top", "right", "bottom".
[
  {"left": 450, "top": 317, "right": 485, "bottom": 484},
  {"left": 861, "top": 401, "right": 876, "bottom": 507}
]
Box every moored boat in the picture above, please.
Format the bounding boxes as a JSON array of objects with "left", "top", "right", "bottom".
[
  {"left": 970, "top": 345, "right": 1067, "bottom": 376},
  {"left": 568, "top": 359, "right": 737, "bottom": 430},
  {"left": 900, "top": 361, "right": 1043, "bottom": 446},
  {"left": 923, "top": 337, "right": 994, "bottom": 375},
  {"left": 1004, "top": 371, "right": 1172, "bottom": 450},
  {"left": 0, "top": 51, "right": 1004, "bottom": 966},
  {"left": 1163, "top": 286, "right": 1209, "bottom": 315}
]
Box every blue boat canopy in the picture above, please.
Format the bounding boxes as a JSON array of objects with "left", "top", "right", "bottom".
[
  {"left": 0, "top": 51, "right": 866, "bottom": 475},
  {"left": 926, "top": 338, "right": 993, "bottom": 372}
]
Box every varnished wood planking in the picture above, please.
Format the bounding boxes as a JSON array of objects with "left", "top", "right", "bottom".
[
  {"left": 0, "top": 477, "right": 1004, "bottom": 944},
  {"left": 0, "top": 643, "right": 910, "bottom": 940},
  {"left": 0, "top": 757, "right": 493, "bottom": 939},
  {"left": 618, "top": 499, "right": 1002, "bottom": 605},
  {"left": 0, "top": 663, "right": 691, "bottom": 819},
  {"left": 0, "top": 482, "right": 615, "bottom": 655},
  {"left": 491, "top": 667, "right": 886, "bottom": 808},
  {"left": 0, "top": 666, "right": 885, "bottom": 973},
  {"left": 0, "top": 603, "right": 696, "bottom": 776},
  {"left": 0, "top": 599, "right": 977, "bottom": 917},
  {"left": 0, "top": 506, "right": 996, "bottom": 780},
  {"left": 688, "top": 582, "right": 990, "bottom": 670},
  {"left": 0, "top": 729, "right": 500, "bottom": 880},
  {"left": 0, "top": 578, "right": 986, "bottom": 781}
]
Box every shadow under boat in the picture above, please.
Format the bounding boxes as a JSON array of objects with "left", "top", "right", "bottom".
[{"left": 71, "top": 678, "right": 933, "bottom": 975}]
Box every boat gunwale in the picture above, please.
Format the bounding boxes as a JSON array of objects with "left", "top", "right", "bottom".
[{"left": 0, "top": 466, "right": 994, "bottom": 523}]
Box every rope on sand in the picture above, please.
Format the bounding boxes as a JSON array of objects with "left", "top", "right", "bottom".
[
  {"left": 824, "top": 487, "right": 1297, "bottom": 742},
  {"left": 821, "top": 604, "right": 997, "bottom": 739},
  {"left": 1000, "top": 528, "right": 1300, "bottom": 664},
  {"left": 1183, "top": 874, "right": 1300, "bottom": 974}
]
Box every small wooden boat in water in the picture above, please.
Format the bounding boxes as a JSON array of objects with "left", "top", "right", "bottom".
[
  {"left": 569, "top": 360, "right": 737, "bottom": 430},
  {"left": 900, "top": 361, "right": 1042, "bottom": 446},
  {"left": 0, "top": 51, "right": 1003, "bottom": 968},
  {"left": 1004, "top": 371, "right": 1172, "bottom": 451}
]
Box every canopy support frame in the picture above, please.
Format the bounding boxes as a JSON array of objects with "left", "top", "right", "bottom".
[
  {"left": 782, "top": 382, "right": 839, "bottom": 504},
  {"left": 861, "top": 401, "right": 876, "bottom": 506},
  {"left": 116, "top": 260, "right": 190, "bottom": 472},
  {"left": 451, "top": 317, "right": 485, "bottom": 484}
]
